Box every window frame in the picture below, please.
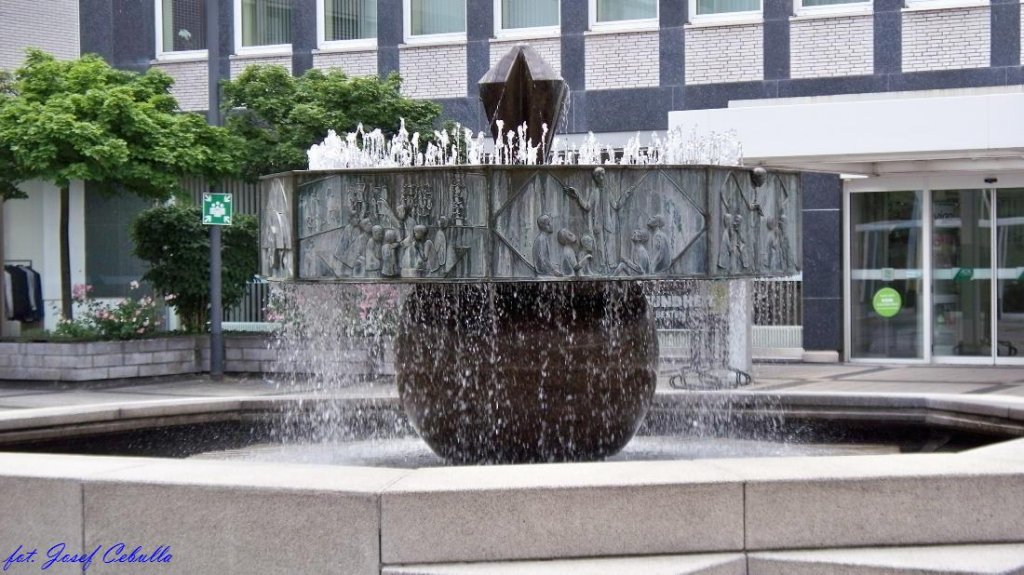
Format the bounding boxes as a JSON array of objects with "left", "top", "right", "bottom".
[
  {"left": 234, "top": 0, "right": 293, "bottom": 56},
  {"left": 317, "top": 0, "right": 378, "bottom": 51},
  {"left": 403, "top": 0, "right": 468, "bottom": 45},
  {"left": 902, "top": 0, "right": 989, "bottom": 11},
  {"left": 794, "top": 0, "right": 871, "bottom": 17},
  {"left": 588, "top": 0, "right": 659, "bottom": 33},
  {"left": 493, "top": 0, "right": 561, "bottom": 40},
  {"left": 155, "top": 0, "right": 209, "bottom": 61},
  {"left": 687, "top": 0, "right": 763, "bottom": 25}
]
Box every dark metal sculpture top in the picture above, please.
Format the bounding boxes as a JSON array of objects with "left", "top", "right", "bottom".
[{"left": 479, "top": 44, "right": 567, "bottom": 162}]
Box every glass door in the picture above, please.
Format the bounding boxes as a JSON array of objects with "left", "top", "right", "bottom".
[
  {"left": 850, "top": 191, "right": 925, "bottom": 360},
  {"left": 996, "top": 189, "right": 1024, "bottom": 362},
  {"left": 931, "top": 189, "right": 992, "bottom": 361}
]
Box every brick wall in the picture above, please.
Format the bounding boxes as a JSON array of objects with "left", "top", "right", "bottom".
[
  {"left": 152, "top": 59, "right": 209, "bottom": 112},
  {"left": 903, "top": 6, "right": 990, "bottom": 72},
  {"left": 584, "top": 31, "right": 659, "bottom": 90},
  {"left": 313, "top": 50, "right": 378, "bottom": 77},
  {"left": 791, "top": 15, "right": 873, "bottom": 79},
  {"left": 490, "top": 38, "right": 561, "bottom": 75},
  {"left": 685, "top": 24, "right": 763, "bottom": 85},
  {"left": 0, "top": 0, "right": 79, "bottom": 71},
  {"left": 230, "top": 55, "right": 293, "bottom": 79},
  {"left": 399, "top": 44, "right": 467, "bottom": 99},
  {"left": 0, "top": 335, "right": 391, "bottom": 381}
]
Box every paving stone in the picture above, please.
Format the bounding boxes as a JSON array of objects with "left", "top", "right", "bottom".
[
  {"left": 749, "top": 543, "right": 1024, "bottom": 574},
  {"left": 381, "top": 461, "right": 745, "bottom": 564},
  {"left": 84, "top": 460, "right": 409, "bottom": 575},
  {"left": 0, "top": 454, "right": 143, "bottom": 575},
  {"left": 709, "top": 454, "right": 1024, "bottom": 550},
  {"left": 384, "top": 553, "right": 746, "bottom": 575}
]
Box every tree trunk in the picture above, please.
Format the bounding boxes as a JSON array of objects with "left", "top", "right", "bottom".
[{"left": 60, "top": 185, "right": 72, "bottom": 320}]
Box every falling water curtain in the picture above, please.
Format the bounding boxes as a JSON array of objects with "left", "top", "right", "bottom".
[
  {"left": 326, "top": 0, "right": 377, "bottom": 40},
  {"left": 242, "top": 0, "right": 293, "bottom": 46},
  {"left": 595, "top": 0, "right": 656, "bottom": 21},
  {"left": 501, "top": 0, "right": 559, "bottom": 29},
  {"left": 410, "top": 0, "right": 466, "bottom": 35},
  {"left": 163, "top": 0, "right": 208, "bottom": 51}
]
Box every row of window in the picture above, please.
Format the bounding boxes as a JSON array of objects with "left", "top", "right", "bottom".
[{"left": 159, "top": 0, "right": 958, "bottom": 57}]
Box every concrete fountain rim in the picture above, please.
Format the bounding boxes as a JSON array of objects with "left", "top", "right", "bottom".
[{"left": 2, "top": 386, "right": 1024, "bottom": 570}]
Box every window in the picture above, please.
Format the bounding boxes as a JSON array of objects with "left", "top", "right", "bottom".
[
  {"left": 795, "top": 0, "right": 869, "bottom": 16},
  {"left": 322, "top": 0, "right": 377, "bottom": 45},
  {"left": 157, "top": 0, "right": 207, "bottom": 57},
  {"left": 589, "top": 0, "right": 657, "bottom": 30},
  {"left": 238, "top": 0, "right": 292, "bottom": 51},
  {"left": 689, "top": 0, "right": 761, "bottom": 23},
  {"left": 694, "top": 0, "right": 760, "bottom": 16},
  {"left": 405, "top": 0, "right": 466, "bottom": 41},
  {"left": 497, "top": 0, "right": 559, "bottom": 35}
]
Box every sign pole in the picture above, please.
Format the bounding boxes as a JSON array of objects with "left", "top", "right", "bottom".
[
  {"left": 203, "top": 192, "right": 233, "bottom": 380},
  {"left": 206, "top": 0, "right": 224, "bottom": 380},
  {"left": 210, "top": 221, "right": 224, "bottom": 379}
]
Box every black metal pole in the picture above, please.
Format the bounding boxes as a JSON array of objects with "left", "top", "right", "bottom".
[
  {"left": 210, "top": 222, "right": 224, "bottom": 379},
  {"left": 207, "top": 0, "right": 224, "bottom": 379}
]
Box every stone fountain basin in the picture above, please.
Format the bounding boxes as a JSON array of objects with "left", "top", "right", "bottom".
[{"left": 1, "top": 391, "right": 1024, "bottom": 574}]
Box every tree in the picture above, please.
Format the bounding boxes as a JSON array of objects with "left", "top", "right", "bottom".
[
  {"left": 132, "top": 203, "right": 258, "bottom": 332},
  {"left": 0, "top": 50, "right": 241, "bottom": 319},
  {"left": 222, "top": 65, "right": 441, "bottom": 181}
]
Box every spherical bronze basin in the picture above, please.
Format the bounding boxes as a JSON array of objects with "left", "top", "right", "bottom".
[{"left": 395, "top": 281, "right": 658, "bottom": 464}]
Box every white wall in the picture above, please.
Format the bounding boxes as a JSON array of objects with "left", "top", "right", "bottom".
[{"left": 3, "top": 181, "right": 86, "bottom": 333}]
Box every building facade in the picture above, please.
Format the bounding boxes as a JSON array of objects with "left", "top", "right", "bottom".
[{"left": 3, "top": 0, "right": 1023, "bottom": 363}]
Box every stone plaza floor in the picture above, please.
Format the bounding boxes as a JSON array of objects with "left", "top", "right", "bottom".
[{"left": 0, "top": 362, "right": 1022, "bottom": 413}]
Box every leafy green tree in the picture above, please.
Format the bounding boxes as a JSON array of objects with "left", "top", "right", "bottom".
[
  {"left": 222, "top": 65, "right": 441, "bottom": 180},
  {"left": 0, "top": 50, "right": 241, "bottom": 318},
  {"left": 132, "top": 203, "right": 258, "bottom": 332}
]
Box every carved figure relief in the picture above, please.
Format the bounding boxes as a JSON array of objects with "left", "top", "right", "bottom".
[
  {"left": 262, "top": 179, "right": 293, "bottom": 278},
  {"left": 402, "top": 224, "right": 435, "bottom": 277},
  {"left": 533, "top": 213, "right": 556, "bottom": 276},
  {"left": 763, "top": 175, "right": 796, "bottom": 272},
  {"left": 283, "top": 167, "right": 796, "bottom": 282},
  {"left": 381, "top": 229, "right": 401, "bottom": 278},
  {"left": 562, "top": 167, "right": 605, "bottom": 270},
  {"left": 451, "top": 173, "right": 467, "bottom": 225},
  {"left": 717, "top": 171, "right": 766, "bottom": 273},
  {"left": 578, "top": 234, "right": 596, "bottom": 276},
  {"left": 557, "top": 228, "right": 581, "bottom": 276},
  {"left": 647, "top": 215, "right": 670, "bottom": 273},
  {"left": 614, "top": 229, "right": 651, "bottom": 276}
]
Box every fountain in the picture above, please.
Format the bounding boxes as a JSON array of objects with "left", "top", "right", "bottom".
[
  {"left": 1, "top": 46, "right": 1022, "bottom": 575},
  {"left": 261, "top": 45, "right": 801, "bottom": 464}
]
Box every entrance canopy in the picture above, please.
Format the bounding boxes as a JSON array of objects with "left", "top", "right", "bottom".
[{"left": 668, "top": 87, "right": 1024, "bottom": 176}]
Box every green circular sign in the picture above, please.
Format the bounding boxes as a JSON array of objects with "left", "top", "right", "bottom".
[{"left": 872, "top": 287, "right": 902, "bottom": 318}]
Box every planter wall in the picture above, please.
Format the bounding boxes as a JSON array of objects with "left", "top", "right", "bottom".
[{"left": 0, "top": 335, "right": 394, "bottom": 382}]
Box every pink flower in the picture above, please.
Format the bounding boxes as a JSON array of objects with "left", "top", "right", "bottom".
[{"left": 71, "top": 284, "right": 91, "bottom": 301}]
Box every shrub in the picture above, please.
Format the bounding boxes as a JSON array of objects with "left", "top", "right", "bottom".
[{"left": 132, "top": 202, "right": 258, "bottom": 332}]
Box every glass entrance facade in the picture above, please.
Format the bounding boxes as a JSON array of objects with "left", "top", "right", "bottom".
[{"left": 849, "top": 187, "right": 1024, "bottom": 363}]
